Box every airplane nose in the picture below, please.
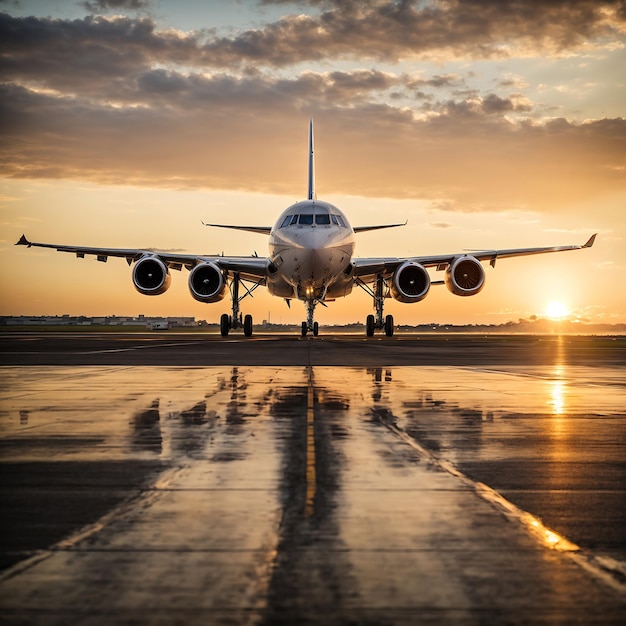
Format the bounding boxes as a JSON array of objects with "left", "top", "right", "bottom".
[
  {"left": 298, "top": 230, "right": 348, "bottom": 280},
  {"left": 303, "top": 228, "right": 329, "bottom": 249},
  {"left": 302, "top": 231, "right": 332, "bottom": 264}
]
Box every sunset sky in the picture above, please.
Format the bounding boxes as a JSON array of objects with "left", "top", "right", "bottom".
[{"left": 1, "top": 0, "right": 624, "bottom": 326}]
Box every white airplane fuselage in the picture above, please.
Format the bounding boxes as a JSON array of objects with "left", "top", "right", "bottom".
[{"left": 268, "top": 200, "right": 356, "bottom": 302}]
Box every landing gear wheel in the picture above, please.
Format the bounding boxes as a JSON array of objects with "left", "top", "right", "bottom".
[
  {"left": 220, "top": 313, "right": 230, "bottom": 337},
  {"left": 244, "top": 314, "right": 253, "bottom": 337},
  {"left": 384, "top": 314, "right": 394, "bottom": 337},
  {"left": 313, "top": 322, "right": 319, "bottom": 336},
  {"left": 301, "top": 321, "right": 308, "bottom": 337},
  {"left": 366, "top": 314, "right": 375, "bottom": 337}
]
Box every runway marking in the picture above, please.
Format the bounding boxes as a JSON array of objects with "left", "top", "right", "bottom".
[
  {"left": 462, "top": 365, "right": 625, "bottom": 388},
  {"left": 305, "top": 366, "right": 316, "bottom": 517},
  {"left": 79, "top": 337, "right": 280, "bottom": 354},
  {"left": 372, "top": 407, "right": 626, "bottom": 596},
  {"left": 0, "top": 465, "right": 185, "bottom": 584},
  {"left": 82, "top": 341, "right": 207, "bottom": 354}
]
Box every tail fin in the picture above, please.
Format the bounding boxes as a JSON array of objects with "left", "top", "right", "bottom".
[{"left": 307, "top": 118, "right": 316, "bottom": 200}]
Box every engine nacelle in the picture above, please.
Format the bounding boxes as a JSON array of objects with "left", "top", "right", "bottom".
[
  {"left": 188, "top": 262, "right": 227, "bottom": 303},
  {"left": 132, "top": 256, "right": 171, "bottom": 296},
  {"left": 390, "top": 262, "right": 430, "bottom": 303},
  {"left": 445, "top": 255, "right": 485, "bottom": 296}
]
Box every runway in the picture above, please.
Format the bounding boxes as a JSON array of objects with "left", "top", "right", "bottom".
[
  {"left": 0, "top": 333, "right": 625, "bottom": 624},
  {"left": 1, "top": 331, "right": 625, "bottom": 366}
]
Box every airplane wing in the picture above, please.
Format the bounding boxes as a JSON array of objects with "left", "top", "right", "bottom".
[
  {"left": 353, "top": 234, "right": 597, "bottom": 281},
  {"left": 15, "top": 235, "right": 268, "bottom": 280}
]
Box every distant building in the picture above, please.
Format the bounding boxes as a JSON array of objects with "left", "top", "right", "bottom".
[
  {"left": 147, "top": 320, "right": 169, "bottom": 330},
  {"left": 0, "top": 315, "right": 197, "bottom": 328}
]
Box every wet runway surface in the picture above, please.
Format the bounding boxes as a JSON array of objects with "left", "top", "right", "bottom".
[
  {"left": 0, "top": 334, "right": 625, "bottom": 624},
  {"left": 1, "top": 332, "right": 624, "bottom": 367}
]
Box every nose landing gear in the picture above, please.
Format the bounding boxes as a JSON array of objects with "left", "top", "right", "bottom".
[{"left": 301, "top": 300, "right": 319, "bottom": 336}]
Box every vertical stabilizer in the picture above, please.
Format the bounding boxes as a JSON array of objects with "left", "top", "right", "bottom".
[{"left": 307, "top": 119, "right": 316, "bottom": 200}]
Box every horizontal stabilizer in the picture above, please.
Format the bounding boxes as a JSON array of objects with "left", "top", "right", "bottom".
[
  {"left": 354, "top": 222, "right": 407, "bottom": 233},
  {"left": 202, "top": 222, "right": 272, "bottom": 235}
]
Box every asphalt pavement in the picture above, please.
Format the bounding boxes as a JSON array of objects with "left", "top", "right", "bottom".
[{"left": 0, "top": 333, "right": 625, "bottom": 625}]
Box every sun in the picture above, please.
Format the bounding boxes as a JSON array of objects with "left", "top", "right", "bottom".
[{"left": 546, "top": 301, "right": 569, "bottom": 320}]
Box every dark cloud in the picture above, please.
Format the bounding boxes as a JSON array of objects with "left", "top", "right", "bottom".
[
  {"left": 131, "top": 68, "right": 402, "bottom": 111},
  {"left": 0, "top": 13, "right": 424, "bottom": 107},
  {"left": 0, "top": 13, "right": 202, "bottom": 96},
  {"left": 1, "top": 2, "right": 624, "bottom": 87},
  {"left": 82, "top": 0, "right": 151, "bottom": 11},
  {"left": 208, "top": 0, "right": 626, "bottom": 65}
]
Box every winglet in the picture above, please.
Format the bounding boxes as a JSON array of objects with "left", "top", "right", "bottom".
[
  {"left": 16, "top": 234, "right": 31, "bottom": 247},
  {"left": 307, "top": 118, "right": 315, "bottom": 201},
  {"left": 583, "top": 233, "right": 597, "bottom": 248}
]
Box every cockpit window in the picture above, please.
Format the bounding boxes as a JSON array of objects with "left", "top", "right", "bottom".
[{"left": 282, "top": 211, "right": 345, "bottom": 227}]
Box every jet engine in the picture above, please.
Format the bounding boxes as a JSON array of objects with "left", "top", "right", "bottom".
[
  {"left": 132, "top": 256, "right": 171, "bottom": 296},
  {"left": 445, "top": 255, "right": 485, "bottom": 296},
  {"left": 188, "top": 262, "right": 227, "bottom": 303},
  {"left": 390, "top": 262, "right": 430, "bottom": 303}
]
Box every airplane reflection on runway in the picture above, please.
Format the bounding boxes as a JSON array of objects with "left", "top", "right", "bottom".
[
  {"left": 3, "top": 364, "right": 625, "bottom": 539},
  {"left": 2, "top": 363, "right": 626, "bottom": 601},
  {"left": 4, "top": 363, "right": 623, "bottom": 470}
]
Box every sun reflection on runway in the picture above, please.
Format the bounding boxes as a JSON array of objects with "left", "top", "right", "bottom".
[
  {"left": 549, "top": 379, "right": 566, "bottom": 416},
  {"left": 547, "top": 362, "right": 568, "bottom": 444}
]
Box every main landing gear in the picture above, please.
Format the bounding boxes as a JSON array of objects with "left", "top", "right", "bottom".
[
  {"left": 358, "top": 274, "right": 394, "bottom": 337},
  {"left": 220, "top": 312, "right": 253, "bottom": 337},
  {"left": 220, "top": 272, "right": 263, "bottom": 337}
]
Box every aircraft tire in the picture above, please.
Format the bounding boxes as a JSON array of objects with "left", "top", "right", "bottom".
[
  {"left": 385, "top": 314, "right": 394, "bottom": 337},
  {"left": 220, "top": 313, "right": 230, "bottom": 337},
  {"left": 366, "top": 314, "right": 375, "bottom": 337},
  {"left": 313, "top": 322, "right": 319, "bottom": 336},
  {"left": 301, "top": 322, "right": 308, "bottom": 336},
  {"left": 244, "top": 314, "right": 253, "bottom": 337}
]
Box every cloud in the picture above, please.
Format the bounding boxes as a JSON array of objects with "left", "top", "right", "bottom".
[
  {"left": 2, "top": 2, "right": 625, "bottom": 89},
  {"left": 206, "top": 0, "right": 626, "bottom": 65},
  {"left": 0, "top": 9, "right": 624, "bottom": 214},
  {"left": 0, "top": 14, "right": 197, "bottom": 92},
  {"left": 82, "top": 0, "right": 151, "bottom": 11},
  {"left": 1, "top": 76, "right": 624, "bottom": 211}
]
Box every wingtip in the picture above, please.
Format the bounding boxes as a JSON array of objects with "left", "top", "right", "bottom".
[
  {"left": 16, "top": 234, "right": 31, "bottom": 247},
  {"left": 583, "top": 233, "right": 597, "bottom": 248}
]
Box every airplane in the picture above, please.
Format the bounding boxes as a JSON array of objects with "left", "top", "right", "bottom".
[{"left": 16, "top": 120, "right": 596, "bottom": 338}]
